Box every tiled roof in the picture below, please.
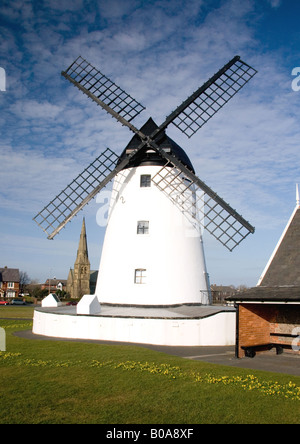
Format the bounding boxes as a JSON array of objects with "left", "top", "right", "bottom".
[
  {"left": 90, "top": 270, "right": 98, "bottom": 283},
  {"left": 227, "top": 285, "right": 300, "bottom": 302},
  {"left": 258, "top": 206, "right": 300, "bottom": 286},
  {"left": 228, "top": 203, "right": 300, "bottom": 303},
  {"left": 0, "top": 267, "right": 20, "bottom": 283}
]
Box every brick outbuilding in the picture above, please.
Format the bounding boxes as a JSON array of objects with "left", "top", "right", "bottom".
[
  {"left": 228, "top": 287, "right": 300, "bottom": 358},
  {"left": 228, "top": 191, "right": 300, "bottom": 358}
]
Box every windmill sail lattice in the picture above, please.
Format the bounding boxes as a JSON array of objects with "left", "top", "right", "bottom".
[
  {"left": 62, "top": 56, "right": 146, "bottom": 125},
  {"left": 152, "top": 160, "right": 253, "bottom": 251},
  {"left": 161, "top": 56, "right": 257, "bottom": 138},
  {"left": 34, "top": 148, "right": 119, "bottom": 239}
]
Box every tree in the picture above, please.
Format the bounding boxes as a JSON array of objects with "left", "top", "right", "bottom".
[
  {"left": 19, "top": 271, "right": 31, "bottom": 294},
  {"left": 26, "top": 284, "right": 48, "bottom": 300}
]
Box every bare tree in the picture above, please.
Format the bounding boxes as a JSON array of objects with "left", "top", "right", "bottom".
[{"left": 19, "top": 271, "right": 31, "bottom": 294}]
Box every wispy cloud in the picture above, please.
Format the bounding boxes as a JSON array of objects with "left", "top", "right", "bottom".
[{"left": 267, "top": 0, "right": 282, "bottom": 8}]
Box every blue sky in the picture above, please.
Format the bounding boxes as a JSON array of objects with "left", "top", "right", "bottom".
[{"left": 1, "top": 0, "right": 300, "bottom": 287}]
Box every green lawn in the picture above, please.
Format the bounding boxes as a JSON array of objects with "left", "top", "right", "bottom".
[
  {"left": 0, "top": 307, "right": 299, "bottom": 424},
  {"left": 0, "top": 305, "right": 35, "bottom": 319}
]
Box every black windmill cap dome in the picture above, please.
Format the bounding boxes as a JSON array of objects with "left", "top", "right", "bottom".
[{"left": 117, "top": 117, "right": 195, "bottom": 173}]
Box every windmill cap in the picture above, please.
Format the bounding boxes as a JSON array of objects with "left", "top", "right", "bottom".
[{"left": 117, "top": 117, "right": 195, "bottom": 173}]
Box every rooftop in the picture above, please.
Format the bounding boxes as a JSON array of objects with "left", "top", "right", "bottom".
[
  {"left": 0, "top": 267, "right": 20, "bottom": 283},
  {"left": 117, "top": 117, "right": 195, "bottom": 173},
  {"left": 36, "top": 303, "right": 235, "bottom": 320},
  {"left": 227, "top": 286, "right": 300, "bottom": 303},
  {"left": 258, "top": 205, "right": 300, "bottom": 287}
]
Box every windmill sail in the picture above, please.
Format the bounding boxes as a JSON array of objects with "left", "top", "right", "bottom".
[
  {"left": 62, "top": 56, "right": 146, "bottom": 137},
  {"left": 157, "top": 56, "right": 257, "bottom": 138},
  {"left": 152, "top": 154, "right": 254, "bottom": 251},
  {"left": 33, "top": 148, "right": 119, "bottom": 239}
]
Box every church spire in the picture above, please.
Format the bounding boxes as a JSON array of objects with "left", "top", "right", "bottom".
[
  {"left": 75, "top": 217, "right": 90, "bottom": 265},
  {"left": 66, "top": 217, "right": 91, "bottom": 299}
]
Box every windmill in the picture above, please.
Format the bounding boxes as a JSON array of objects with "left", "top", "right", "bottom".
[{"left": 34, "top": 55, "right": 256, "bottom": 306}]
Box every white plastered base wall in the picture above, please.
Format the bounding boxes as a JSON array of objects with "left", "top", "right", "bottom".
[{"left": 33, "top": 308, "right": 235, "bottom": 346}]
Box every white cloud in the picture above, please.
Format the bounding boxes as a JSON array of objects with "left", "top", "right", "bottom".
[
  {"left": 267, "top": 0, "right": 281, "bottom": 8},
  {"left": 10, "top": 99, "right": 62, "bottom": 119}
]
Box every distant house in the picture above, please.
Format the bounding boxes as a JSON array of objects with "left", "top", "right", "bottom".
[
  {"left": 0, "top": 267, "right": 20, "bottom": 298},
  {"left": 41, "top": 279, "right": 67, "bottom": 294},
  {"left": 210, "top": 284, "right": 236, "bottom": 304}
]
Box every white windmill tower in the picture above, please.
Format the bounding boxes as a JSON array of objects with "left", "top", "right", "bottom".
[
  {"left": 96, "top": 117, "right": 211, "bottom": 305},
  {"left": 34, "top": 55, "right": 257, "bottom": 310}
]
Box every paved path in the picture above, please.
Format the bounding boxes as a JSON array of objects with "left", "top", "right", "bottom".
[{"left": 14, "top": 330, "right": 300, "bottom": 376}]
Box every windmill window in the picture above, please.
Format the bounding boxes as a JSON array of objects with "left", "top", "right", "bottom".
[
  {"left": 140, "top": 174, "right": 151, "bottom": 187},
  {"left": 137, "top": 221, "right": 149, "bottom": 234},
  {"left": 134, "top": 269, "right": 146, "bottom": 284}
]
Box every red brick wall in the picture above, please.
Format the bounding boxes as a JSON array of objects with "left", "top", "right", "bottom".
[
  {"left": 238, "top": 304, "right": 272, "bottom": 357},
  {"left": 2, "top": 281, "right": 20, "bottom": 296},
  {"left": 238, "top": 303, "right": 300, "bottom": 357}
]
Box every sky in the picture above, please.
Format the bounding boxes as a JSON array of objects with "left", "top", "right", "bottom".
[{"left": 1, "top": 0, "right": 300, "bottom": 288}]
